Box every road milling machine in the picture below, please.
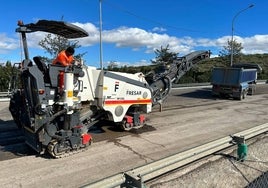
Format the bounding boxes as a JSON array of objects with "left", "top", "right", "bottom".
[{"left": 9, "top": 20, "right": 210, "bottom": 158}]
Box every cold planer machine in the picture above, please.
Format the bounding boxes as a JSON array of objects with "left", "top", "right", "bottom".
[{"left": 9, "top": 20, "right": 210, "bottom": 158}]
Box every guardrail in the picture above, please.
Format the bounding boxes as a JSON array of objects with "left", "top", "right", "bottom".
[
  {"left": 0, "top": 92, "right": 11, "bottom": 102},
  {"left": 0, "top": 92, "right": 10, "bottom": 97},
  {"left": 83, "top": 123, "right": 268, "bottom": 188}
]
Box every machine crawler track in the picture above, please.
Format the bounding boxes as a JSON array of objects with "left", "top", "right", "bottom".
[{"left": 47, "top": 139, "right": 92, "bottom": 159}]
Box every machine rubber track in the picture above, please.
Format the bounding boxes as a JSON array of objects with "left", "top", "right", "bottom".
[{"left": 47, "top": 140, "right": 92, "bottom": 159}]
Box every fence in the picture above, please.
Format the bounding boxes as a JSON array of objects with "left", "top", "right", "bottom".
[{"left": 246, "top": 171, "right": 268, "bottom": 188}]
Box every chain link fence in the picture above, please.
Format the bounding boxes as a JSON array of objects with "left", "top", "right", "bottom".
[{"left": 246, "top": 171, "right": 268, "bottom": 188}]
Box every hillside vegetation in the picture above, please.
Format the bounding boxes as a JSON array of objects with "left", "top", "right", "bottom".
[{"left": 108, "top": 54, "right": 268, "bottom": 84}]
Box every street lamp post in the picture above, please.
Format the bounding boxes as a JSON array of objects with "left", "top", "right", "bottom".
[{"left": 230, "top": 4, "right": 254, "bottom": 67}]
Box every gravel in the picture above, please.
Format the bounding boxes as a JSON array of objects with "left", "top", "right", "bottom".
[{"left": 147, "top": 134, "right": 268, "bottom": 188}]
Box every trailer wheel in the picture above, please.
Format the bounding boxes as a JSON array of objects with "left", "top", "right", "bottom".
[
  {"left": 242, "top": 90, "right": 247, "bottom": 99},
  {"left": 238, "top": 90, "right": 246, "bottom": 100},
  {"left": 248, "top": 85, "right": 256, "bottom": 95},
  {"left": 236, "top": 92, "right": 243, "bottom": 100}
]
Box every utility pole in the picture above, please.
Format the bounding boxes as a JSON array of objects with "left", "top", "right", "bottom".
[{"left": 99, "top": 0, "right": 103, "bottom": 70}]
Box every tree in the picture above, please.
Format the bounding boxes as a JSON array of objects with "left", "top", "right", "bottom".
[
  {"left": 0, "top": 61, "right": 13, "bottom": 91},
  {"left": 38, "top": 34, "right": 86, "bottom": 63},
  {"left": 151, "top": 45, "right": 178, "bottom": 65},
  {"left": 107, "top": 61, "right": 119, "bottom": 70},
  {"left": 219, "top": 39, "right": 243, "bottom": 65}
]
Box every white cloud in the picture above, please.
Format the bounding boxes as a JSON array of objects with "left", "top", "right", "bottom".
[
  {"left": 1, "top": 21, "right": 268, "bottom": 63},
  {"left": 73, "top": 22, "right": 100, "bottom": 45},
  {"left": 152, "top": 27, "right": 167, "bottom": 33},
  {"left": 104, "top": 59, "right": 151, "bottom": 68},
  {"left": 241, "top": 35, "right": 268, "bottom": 54},
  {"left": 97, "top": 27, "right": 194, "bottom": 55},
  {"left": 0, "top": 33, "right": 18, "bottom": 53}
]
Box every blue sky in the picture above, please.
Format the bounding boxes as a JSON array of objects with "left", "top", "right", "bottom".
[{"left": 0, "top": 0, "right": 267, "bottom": 68}]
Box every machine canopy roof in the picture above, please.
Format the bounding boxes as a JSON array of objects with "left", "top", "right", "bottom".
[{"left": 16, "top": 20, "right": 88, "bottom": 39}]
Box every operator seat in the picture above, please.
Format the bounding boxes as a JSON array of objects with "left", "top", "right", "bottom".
[
  {"left": 33, "top": 56, "right": 47, "bottom": 73},
  {"left": 33, "top": 56, "right": 50, "bottom": 83}
]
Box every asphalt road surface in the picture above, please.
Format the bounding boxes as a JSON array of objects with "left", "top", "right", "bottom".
[{"left": 0, "top": 84, "right": 267, "bottom": 188}]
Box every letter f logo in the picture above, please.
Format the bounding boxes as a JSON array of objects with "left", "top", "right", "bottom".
[{"left": 114, "top": 81, "right": 119, "bottom": 92}]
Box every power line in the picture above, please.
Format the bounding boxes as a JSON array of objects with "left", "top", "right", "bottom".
[{"left": 103, "top": 0, "right": 203, "bottom": 33}]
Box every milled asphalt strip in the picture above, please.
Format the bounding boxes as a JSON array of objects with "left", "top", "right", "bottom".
[{"left": 83, "top": 123, "right": 268, "bottom": 188}]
